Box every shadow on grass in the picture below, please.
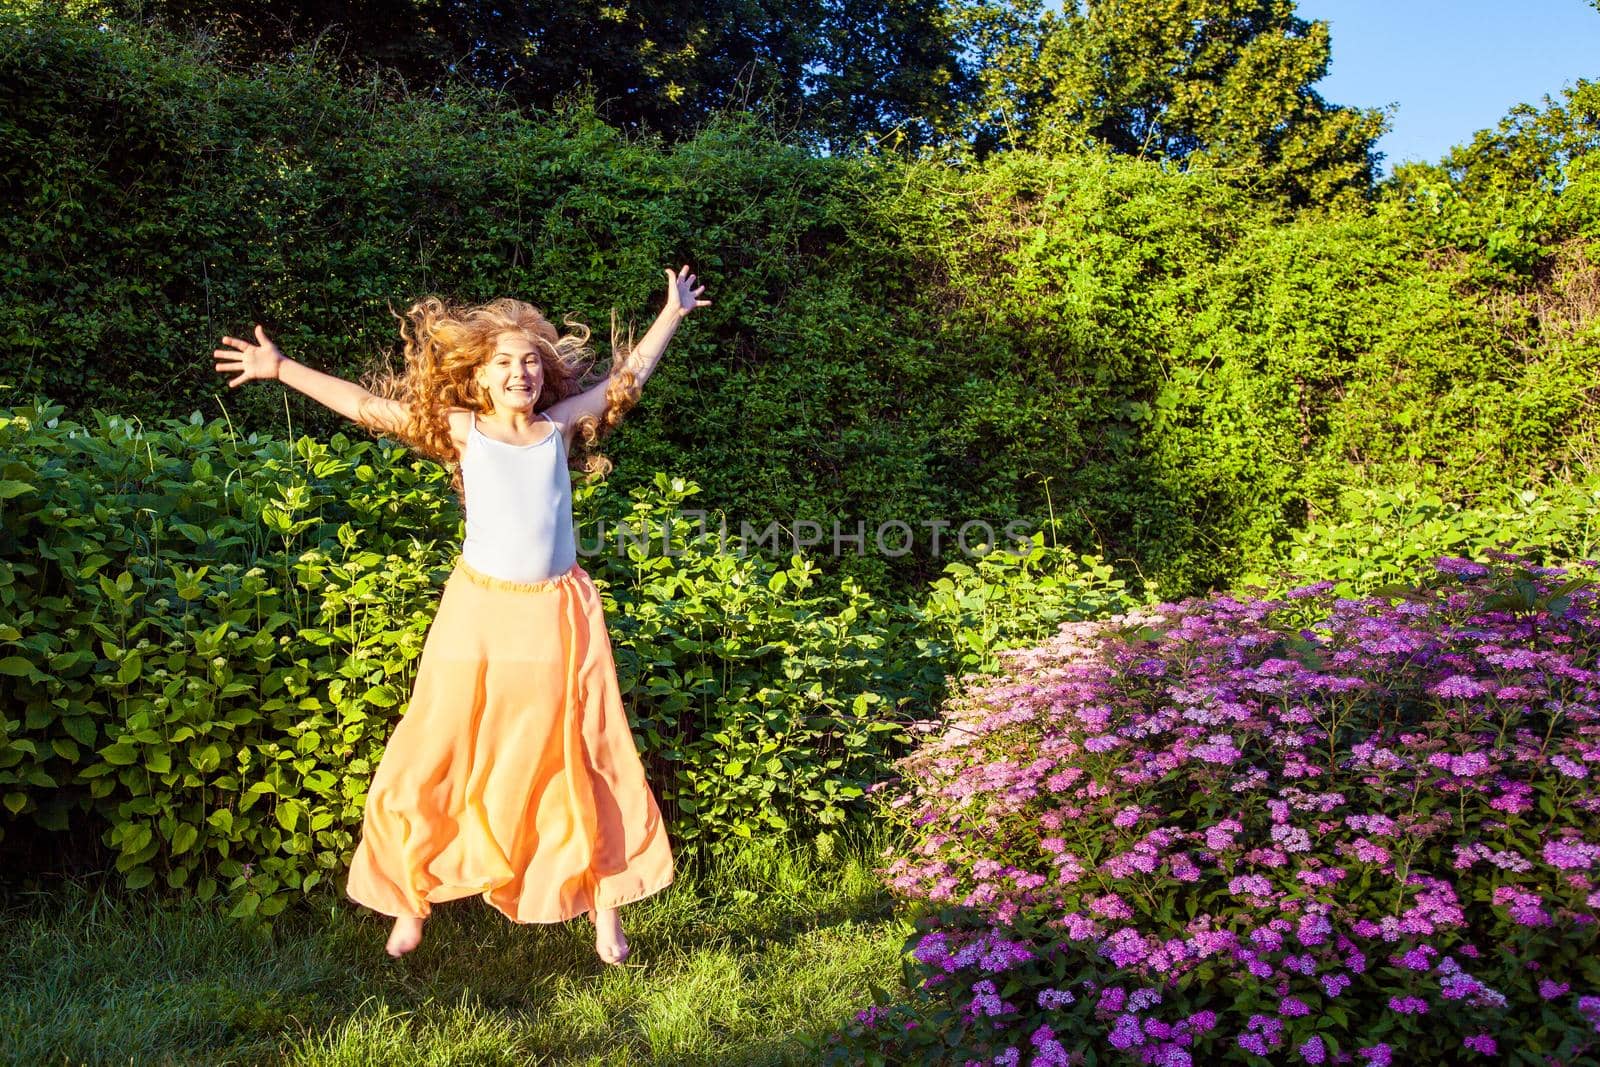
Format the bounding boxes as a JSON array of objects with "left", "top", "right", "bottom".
[{"left": 2, "top": 834, "right": 911, "bottom": 1066}]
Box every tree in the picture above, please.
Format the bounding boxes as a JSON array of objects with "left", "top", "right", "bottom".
[
  {"left": 94, "top": 0, "right": 969, "bottom": 149},
  {"left": 806, "top": 0, "right": 974, "bottom": 152},
  {"left": 950, "top": 0, "right": 1388, "bottom": 207},
  {"left": 1386, "top": 80, "right": 1600, "bottom": 270}
]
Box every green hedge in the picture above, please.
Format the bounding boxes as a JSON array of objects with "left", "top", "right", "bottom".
[{"left": 5, "top": 6, "right": 1598, "bottom": 602}]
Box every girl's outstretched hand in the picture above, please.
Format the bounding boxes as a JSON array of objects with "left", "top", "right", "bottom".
[
  {"left": 665, "top": 265, "right": 710, "bottom": 320},
  {"left": 214, "top": 326, "right": 285, "bottom": 388}
]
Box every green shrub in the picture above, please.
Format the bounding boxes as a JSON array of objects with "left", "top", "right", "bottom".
[
  {"left": 918, "top": 531, "right": 1157, "bottom": 677},
  {"left": 580, "top": 475, "right": 940, "bottom": 853},
  {"left": 1237, "top": 477, "right": 1600, "bottom": 599},
  {"left": 0, "top": 402, "right": 945, "bottom": 916}
]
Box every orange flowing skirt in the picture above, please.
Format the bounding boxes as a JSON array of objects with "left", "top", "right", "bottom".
[{"left": 345, "top": 558, "right": 674, "bottom": 923}]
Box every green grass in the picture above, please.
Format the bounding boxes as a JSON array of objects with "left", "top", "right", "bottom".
[{"left": 1, "top": 834, "right": 910, "bottom": 1066}]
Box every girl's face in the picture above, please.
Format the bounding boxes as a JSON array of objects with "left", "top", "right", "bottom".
[{"left": 477, "top": 331, "right": 544, "bottom": 413}]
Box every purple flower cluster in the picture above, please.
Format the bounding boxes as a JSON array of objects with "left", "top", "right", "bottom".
[{"left": 843, "top": 555, "right": 1600, "bottom": 1064}]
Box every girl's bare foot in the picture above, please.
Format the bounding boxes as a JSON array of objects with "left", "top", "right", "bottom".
[
  {"left": 591, "top": 906, "right": 629, "bottom": 965},
  {"left": 386, "top": 915, "right": 425, "bottom": 958}
]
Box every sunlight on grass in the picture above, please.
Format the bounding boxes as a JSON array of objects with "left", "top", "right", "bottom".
[
  {"left": 287, "top": 995, "right": 539, "bottom": 1067},
  {"left": 2, "top": 833, "right": 909, "bottom": 1066}
]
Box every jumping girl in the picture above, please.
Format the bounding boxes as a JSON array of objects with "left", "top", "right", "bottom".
[{"left": 213, "top": 266, "right": 710, "bottom": 963}]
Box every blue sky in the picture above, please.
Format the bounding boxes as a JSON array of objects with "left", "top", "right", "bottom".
[{"left": 1297, "top": 0, "right": 1600, "bottom": 171}]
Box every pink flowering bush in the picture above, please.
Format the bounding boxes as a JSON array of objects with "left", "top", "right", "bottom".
[{"left": 829, "top": 554, "right": 1600, "bottom": 1065}]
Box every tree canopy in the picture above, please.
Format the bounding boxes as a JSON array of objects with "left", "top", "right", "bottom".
[
  {"left": 98, "top": 0, "right": 971, "bottom": 151},
  {"left": 952, "top": 0, "right": 1388, "bottom": 206}
]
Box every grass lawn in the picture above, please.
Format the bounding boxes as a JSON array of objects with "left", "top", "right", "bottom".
[{"left": 1, "top": 834, "right": 907, "bottom": 1066}]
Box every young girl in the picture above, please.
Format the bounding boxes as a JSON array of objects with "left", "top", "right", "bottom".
[{"left": 213, "top": 266, "right": 710, "bottom": 963}]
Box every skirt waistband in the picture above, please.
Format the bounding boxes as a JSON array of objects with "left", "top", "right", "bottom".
[{"left": 450, "top": 557, "right": 584, "bottom": 593}]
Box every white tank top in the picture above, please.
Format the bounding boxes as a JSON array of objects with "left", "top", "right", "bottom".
[{"left": 459, "top": 411, "right": 578, "bottom": 584}]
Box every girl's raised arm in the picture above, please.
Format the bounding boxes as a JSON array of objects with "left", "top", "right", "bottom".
[
  {"left": 546, "top": 265, "right": 709, "bottom": 432},
  {"left": 214, "top": 325, "right": 408, "bottom": 434}
]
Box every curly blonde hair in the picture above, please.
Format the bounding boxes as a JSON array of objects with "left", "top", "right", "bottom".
[{"left": 361, "top": 297, "right": 639, "bottom": 490}]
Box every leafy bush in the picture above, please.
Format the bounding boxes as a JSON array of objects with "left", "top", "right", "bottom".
[
  {"left": 0, "top": 402, "right": 944, "bottom": 915},
  {"left": 919, "top": 531, "right": 1156, "bottom": 677},
  {"left": 874, "top": 150, "right": 1600, "bottom": 596},
  {"left": 1385, "top": 80, "right": 1600, "bottom": 275},
  {"left": 831, "top": 554, "right": 1600, "bottom": 1064},
  {"left": 1239, "top": 478, "right": 1600, "bottom": 599},
  {"left": 569, "top": 475, "right": 941, "bottom": 854},
  {"left": 0, "top": 403, "right": 449, "bottom": 915}
]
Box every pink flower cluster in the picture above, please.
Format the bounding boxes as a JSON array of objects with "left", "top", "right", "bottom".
[{"left": 845, "top": 555, "right": 1600, "bottom": 1064}]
